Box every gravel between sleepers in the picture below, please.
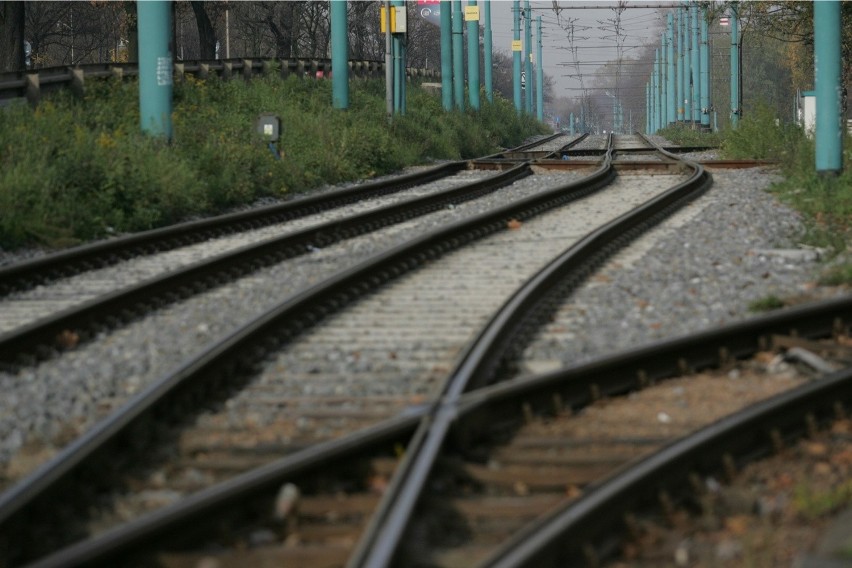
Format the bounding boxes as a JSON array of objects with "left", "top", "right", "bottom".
[{"left": 2, "top": 138, "right": 846, "bottom": 490}]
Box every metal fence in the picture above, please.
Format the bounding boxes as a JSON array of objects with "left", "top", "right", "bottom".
[{"left": 0, "top": 58, "right": 441, "bottom": 105}]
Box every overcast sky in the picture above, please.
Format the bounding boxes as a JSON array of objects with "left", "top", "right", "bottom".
[{"left": 476, "top": 1, "right": 671, "bottom": 99}]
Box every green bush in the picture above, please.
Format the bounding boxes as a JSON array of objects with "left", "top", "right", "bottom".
[
  {"left": 0, "top": 76, "right": 547, "bottom": 249},
  {"left": 737, "top": 104, "right": 852, "bottom": 255},
  {"left": 721, "top": 102, "right": 801, "bottom": 161}
]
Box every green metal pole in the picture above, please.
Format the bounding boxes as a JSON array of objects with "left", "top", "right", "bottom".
[
  {"left": 815, "top": 0, "right": 843, "bottom": 174},
  {"left": 676, "top": 8, "right": 684, "bottom": 122},
  {"left": 536, "top": 16, "right": 543, "bottom": 122},
  {"left": 660, "top": 33, "right": 667, "bottom": 129},
  {"left": 512, "top": 0, "right": 521, "bottom": 113},
  {"left": 330, "top": 0, "right": 348, "bottom": 110},
  {"left": 440, "top": 0, "right": 453, "bottom": 111},
  {"left": 483, "top": 0, "right": 493, "bottom": 103},
  {"left": 666, "top": 13, "right": 675, "bottom": 125},
  {"left": 690, "top": 3, "right": 700, "bottom": 124},
  {"left": 452, "top": 0, "right": 464, "bottom": 111},
  {"left": 467, "top": 0, "right": 480, "bottom": 111},
  {"left": 384, "top": 1, "right": 393, "bottom": 121},
  {"left": 699, "top": 8, "right": 709, "bottom": 127},
  {"left": 730, "top": 2, "right": 739, "bottom": 128},
  {"left": 524, "top": 0, "right": 532, "bottom": 114},
  {"left": 646, "top": 82, "right": 650, "bottom": 133},
  {"left": 138, "top": 0, "right": 173, "bottom": 140},
  {"left": 652, "top": 49, "right": 659, "bottom": 133},
  {"left": 682, "top": 5, "right": 691, "bottom": 124},
  {"left": 392, "top": 0, "right": 404, "bottom": 114}
]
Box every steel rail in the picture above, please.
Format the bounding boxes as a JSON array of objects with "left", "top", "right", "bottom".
[
  {"left": 510, "top": 132, "right": 569, "bottom": 153},
  {"left": 475, "top": 133, "right": 589, "bottom": 169},
  {"left": 0, "top": 161, "right": 466, "bottom": 296},
  {"left": 349, "top": 134, "right": 712, "bottom": 567},
  {"left": 0, "top": 143, "right": 617, "bottom": 567},
  {"left": 17, "top": 413, "right": 426, "bottom": 568},
  {"left": 26, "top": 291, "right": 852, "bottom": 568},
  {"left": 479, "top": 132, "right": 569, "bottom": 162},
  {"left": 0, "top": 163, "right": 530, "bottom": 368},
  {"left": 0, "top": 131, "right": 566, "bottom": 297},
  {"left": 480, "top": 360, "right": 852, "bottom": 567},
  {"left": 16, "top": 279, "right": 852, "bottom": 564}
]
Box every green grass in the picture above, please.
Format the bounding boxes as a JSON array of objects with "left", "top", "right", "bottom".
[
  {"left": 819, "top": 264, "right": 852, "bottom": 286},
  {"left": 793, "top": 480, "right": 852, "bottom": 520},
  {"left": 748, "top": 295, "right": 786, "bottom": 312},
  {"left": 0, "top": 76, "right": 547, "bottom": 250},
  {"left": 709, "top": 102, "right": 852, "bottom": 287}
]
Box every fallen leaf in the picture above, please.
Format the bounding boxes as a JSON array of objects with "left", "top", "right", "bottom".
[
  {"left": 803, "top": 442, "right": 828, "bottom": 457},
  {"left": 368, "top": 474, "right": 389, "bottom": 495},
  {"left": 831, "top": 449, "right": 852, "bottom": 466},
  {"left": 56, "top": 330, "right": 80, "bottom": 349},
  {"left": 753, "top": 352, "right": 776, "bottom": 365},
  {"left": 724, "top": 515, "right": 751, "bottom": 536}
]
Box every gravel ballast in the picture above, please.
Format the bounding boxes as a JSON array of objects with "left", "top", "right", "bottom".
[
  {"left": 0, "top": 169, "right": 589, "bottom": 477},
  {"left": 518, "top": 166, "right": 843, "bottom": 376},
  {"left": 0, "top": 140, "right": 843, "bottom": 489}
]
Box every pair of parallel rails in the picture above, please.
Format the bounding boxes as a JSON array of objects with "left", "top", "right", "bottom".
[{"left": 1, "top": 133, "right": 849, "bottom": 567}]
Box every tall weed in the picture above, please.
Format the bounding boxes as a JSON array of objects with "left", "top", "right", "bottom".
[{"left": 721, "top": 102, "right": 801, "bottom": 161}]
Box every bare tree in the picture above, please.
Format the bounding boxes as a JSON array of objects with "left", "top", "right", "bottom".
[
  {"left": 348, "top": 1, "right": 382, "bottom": 60},
  {"left": 191, "top": 1, "right": 217, "bottom": 59},
  {"left": 1, "top": 1, "right": 25, "bottom": 72}
]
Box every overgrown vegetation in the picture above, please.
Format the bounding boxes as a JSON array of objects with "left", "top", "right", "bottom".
[
  {"left": 0, "top": 76, "right": 546, "bottom": 249},
  {"left": 713, "top": 102, "right": 852, "bottom": 286},
  {"left": 659, "top": 101, "right": 852, "bottom": 289}
]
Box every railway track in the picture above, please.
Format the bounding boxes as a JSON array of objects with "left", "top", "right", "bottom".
[
  {"left": 0, "top": 131, "right": 570, "bottom": 297},
  {"left": 0, "top": 131, "right": 607, "bottom": 566},
  {"left": 16, "top": 297, "right": 852, "bottom": 568},
  {"left": 0, "top": 135, "right": 579, "bottom": 366},
  {"left": 2, "top": 132, "right": 833, "bottom": 568}
]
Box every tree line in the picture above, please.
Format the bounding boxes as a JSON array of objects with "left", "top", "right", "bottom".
[{"left": 0, "top": 1, "right": 556, "bottom": 110}]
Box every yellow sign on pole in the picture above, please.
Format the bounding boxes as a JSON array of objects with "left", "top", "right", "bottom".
[
  {"left": 511, "top": 40, "right": 522, "bottom": 52},
  {"left": 464, "top": 5, "right": 480, "bottom": 21},
  {"left": 380, "top": 6, "right": 407, "bottom": 33}
]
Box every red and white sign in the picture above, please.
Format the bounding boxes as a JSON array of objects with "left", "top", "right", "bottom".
[{"left": 719, "top": 16, "right": 729, "bottom": 26}]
